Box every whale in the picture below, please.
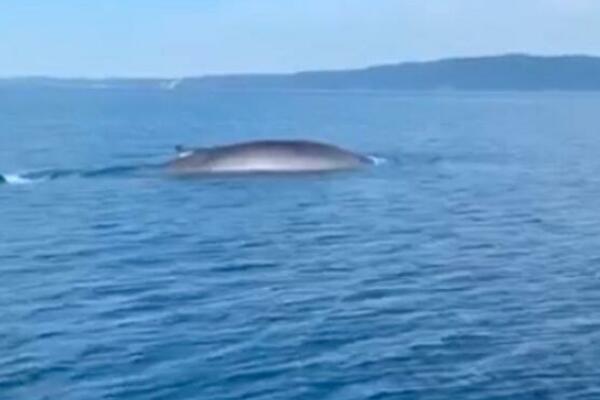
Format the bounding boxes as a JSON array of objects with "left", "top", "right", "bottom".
[
  {"left": 165, "top": 140, "right": 372, "bottom": 174},
  {"left": 0, "top": 140, "right": 371, "bottom": 185}
]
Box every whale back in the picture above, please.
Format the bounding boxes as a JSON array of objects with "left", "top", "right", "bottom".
[{"left": 166, "top": 140, "right": 370, "bottom": 174}]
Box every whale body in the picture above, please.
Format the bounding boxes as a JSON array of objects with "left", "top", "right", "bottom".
[{"left": 166, "top": 140, "right": 371, "bottom": 174}]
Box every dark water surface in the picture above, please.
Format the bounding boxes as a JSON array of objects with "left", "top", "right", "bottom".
[{"left": 2, "top": 89, "right": 600, "bottom": 399}]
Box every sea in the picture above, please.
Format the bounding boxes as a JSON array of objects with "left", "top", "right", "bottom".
[{"left": 1, "top": 88, "right": 600, "bottom": 400}]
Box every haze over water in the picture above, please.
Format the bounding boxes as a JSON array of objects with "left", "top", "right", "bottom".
[{"left": 2, "top": 88, "right": 600, "bottom": 399}]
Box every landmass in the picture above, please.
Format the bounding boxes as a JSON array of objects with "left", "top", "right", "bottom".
[{"left": 3, "top": 54, "right": 600, "bottom": 91}]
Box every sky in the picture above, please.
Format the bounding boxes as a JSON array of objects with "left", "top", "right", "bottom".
[{"left": 1, "top": 0, "right": 600, "bottom": 78}]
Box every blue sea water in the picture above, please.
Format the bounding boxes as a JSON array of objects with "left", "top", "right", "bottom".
[{"left": 2, "top": 88, "right": 600, "bottom": 400}]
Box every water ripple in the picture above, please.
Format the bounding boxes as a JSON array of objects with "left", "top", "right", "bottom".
[{"left": 3, "top": 90, "right": 600, "bottom": 399}]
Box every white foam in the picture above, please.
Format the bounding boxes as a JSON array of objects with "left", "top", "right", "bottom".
[
  {"left": 177, "top": 151, "right": 193, "bottom": 158},
  {"left": 2, "top": 173, "right": 35, "bottom": 185},
  {"left": 368, "top": 155, "right": 388, "bottom": 166}
]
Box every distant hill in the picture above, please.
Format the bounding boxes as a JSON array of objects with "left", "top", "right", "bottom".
[{"left": 3, "top": 54, "right": 600, "bottom": 91}]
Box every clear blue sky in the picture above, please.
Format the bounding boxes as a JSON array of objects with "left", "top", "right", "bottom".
[{"left": 1, "top": 0, "right": 599, "bottom": 78}]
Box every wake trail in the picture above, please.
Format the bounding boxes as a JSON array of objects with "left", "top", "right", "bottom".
[{"left": 0, "top": 162, "right": 164, "bottom": 186}]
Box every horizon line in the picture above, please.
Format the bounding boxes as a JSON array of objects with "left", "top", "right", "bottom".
[{"left": 0, "top": 52, "right": 598, "bottom": 81}]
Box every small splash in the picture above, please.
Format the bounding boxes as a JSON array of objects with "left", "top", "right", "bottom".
[
  {"left": 176, "top": 151, "right": 193, "bottom": 159},
  {"left": 368, "top": 155, "right": 388, "bottom": 166},
  {"left": 160, "top": 79, "right": 182, "bottom": 90},
  {"left": 1, "top": 169, "right": 75, "bottom": 185},
  {"left": 1, "top": 173, "right": 36, "bottom": 185}
]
